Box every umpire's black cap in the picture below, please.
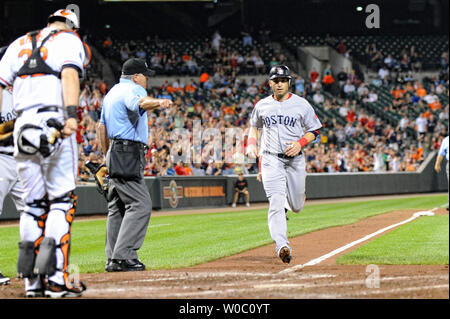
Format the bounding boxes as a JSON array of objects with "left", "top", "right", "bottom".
[
  {"left": 269, "top": 65, "right": 292, "bottom": 80},
  {"left": 122, "top": 58, "right": 155, "bottom": 77}
]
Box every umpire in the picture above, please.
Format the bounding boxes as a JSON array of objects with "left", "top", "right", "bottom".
[{"left": 98, "top": 58, "right": 172, "bottom": 272}]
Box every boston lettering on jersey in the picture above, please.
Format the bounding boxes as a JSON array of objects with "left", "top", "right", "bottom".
[{"left": 262, "top": 114, "right": 298, "bottom": 128}]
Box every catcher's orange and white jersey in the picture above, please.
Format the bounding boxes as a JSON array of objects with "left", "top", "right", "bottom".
[{"left": 0, "top": 26, "right": 85, "bottom": 112}]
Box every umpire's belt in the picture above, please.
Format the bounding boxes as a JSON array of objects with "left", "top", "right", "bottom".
[
  {"left": 112, "top": 139, "right": 147, "bottom": 151},
  {"left": 263, "top": 150, "right": 302, "bottom": 159}
]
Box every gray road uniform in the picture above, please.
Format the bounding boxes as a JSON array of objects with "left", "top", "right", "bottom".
[
  {"left": 250, "top": 93, "right": 322, "bottom": 255},
  {"left": 0, "top": 88, "right": 26, "bottom": 216}
]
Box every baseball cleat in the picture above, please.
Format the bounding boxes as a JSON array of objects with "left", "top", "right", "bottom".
[
  {"left": 278, "top": 246, "right": 292, "bottom": 264},
  {"left": 0, "top": 272, "right": 10, "bottom": 285},
  {"left": 232, "top": 203, "right": 236, "bottom": 208},
  {"left": 44, "top": 280, "right": 86, "bottom": 298},
  {"left": 26, "top": 289, "right": 45, "bottom": 298}
]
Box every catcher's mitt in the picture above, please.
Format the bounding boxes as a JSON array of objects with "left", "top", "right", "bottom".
[{"left": 85, "top": 161, "right": 109, "bottom": 199}]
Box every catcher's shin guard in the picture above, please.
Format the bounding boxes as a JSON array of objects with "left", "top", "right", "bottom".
[
  {"left": 47, "top": 192, "right": 77, "bottom": 283},
  {"left": 33, "top": 237, "right": 57, "bottom": 276},
  {"left": 17, "top": 241, "right": 37, "bottom": 278},
  {"left": 17, "top": 199, "right": 49, "bottom": 279}
]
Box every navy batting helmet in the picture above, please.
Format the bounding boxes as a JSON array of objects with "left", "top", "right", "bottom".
[{"left": 269, "top": 65, "right": 292, "bottom": 80}]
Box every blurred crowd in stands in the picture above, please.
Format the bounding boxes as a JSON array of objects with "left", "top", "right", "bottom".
[
  {"left": 76, "top": 32, "right": 448, "bottom": 181},
  {"left": 101, "top": 29, "right": 284, "bottom": 77}
]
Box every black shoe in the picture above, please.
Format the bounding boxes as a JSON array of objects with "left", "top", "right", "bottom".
[
  {"left": 117, "top": 259, "right": 146, "bottom": 272},
  {"left": 0, "top": 272, "right": 10, "bottom": 285},
  {"left": 105, "top": 259, "right": 123, "bottom": 272},
  {"left": 105, "top": 258, "right": 112, "bottom": 271}
]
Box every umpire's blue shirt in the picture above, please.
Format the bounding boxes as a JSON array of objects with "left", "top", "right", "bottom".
[{"left": 100, "top": 78, "right": 148, "bottom": 144}]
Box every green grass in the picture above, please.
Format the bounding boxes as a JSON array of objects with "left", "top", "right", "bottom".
[
  {"left": 337, "top": 215, "right": 449, "bottom": 265},
  {"left": 0, "top": 194, "right": 447, "bottom": 277}
]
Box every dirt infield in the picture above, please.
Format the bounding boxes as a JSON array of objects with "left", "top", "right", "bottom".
[{"left": 1, "top": 204, "right": 448, "bottom": 299}]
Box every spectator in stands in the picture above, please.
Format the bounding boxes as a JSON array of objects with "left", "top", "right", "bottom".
[
  {"left": 357, "top": 82, "right": 369, "bottom": 100},
  {"left": 174, "top": 161, "right": 188, "bottom": 176},
  {"left": 366, "top": 89, "right": 378, "bottom": 103},
  {"left": 439, "top": 104, "right": 449, "bottom": 122},
  {"left": 212, "top": 30, "right": 222, "bottom": 52},
  {"left": 310, "top": 67, "right": 319, "bottom": 83},
  {"left": 294, "top": 75, "right": 305, "bottom": 95},
  {"left": 337, "top": 67, "right": 348, "bottom": 89},
  {"left": 343, "top": 80, "right": 356, "bottom": 99},
  {"left": 339, "top": 99, "right": 350, "bottom": 118},
  {"left": 212, "top": 161, "right": 224, "bottom": 176},
  {"left": 383, "top": 54, "right": 396, "bottom": 70},
  {"left": 313, "top": 90, "right": 325, "bottom": 104},
  {"left": 337, "top": 41, "right": 346, "bottom": 55},
  {"left": 378, "top": 65, "right": 390, "bottom": 83},
  {"left": 150, "top": 52, "right": 163, "bottom": 74},
  {"left": 136, "top": 47, "right": 146, "bottom": 59},
  {"left": 269, "top": 56, "right": 279, "bottom": 67},
  {"left": 184, "top": 57, "right": 200, "bottom": 76},
  {"left": 120, "top": 43, "right": 130, "bottom": 62},
  {"left": 428, "top": 95, "right": 442, "bottom": 111},
  {"left": 370, "top": 51, "right": 384, "bottom": 71},
  {"left": 440, "top": 51, "right": 448, "bottom": 71},
  {"left": 192, "top": 162, "right": 206, "bottom": 176},
  {"left": 246, "top": 82, "right": 258, "bottom": 96},
  {"left": 242, "top": 30, "right": 253, "bottom": 47},
  {"left": 410, "top": 52, "right": 422, "bottom": 72},
  {"left": 426, "top": 113, "right": 438, "bottom": 135},
  {"left": 399, "top": 114, "right": 410, "bottom": 132},
  {"left": 435, "top": 83, "right": 445, "bottom": 94},
  {"left": 415, "top": 113, "right": 428, "bottom": 139},
  {"left": 346, "top": 105, "right": 356, "bottom": 123},
  {"left": 327, "top": 130, "right": 338, "bottom": 147},
  {"left": 322, "top": 72, "right": 335, "bottom": 92},
  {"left": 415, "top": 82, "right": 427, "bottom": 98},
  {"left": 400, "top": 53, "right": 410, "bottom": 72},
  {"left": 253, "top": 54, "right": 265, "bottom": 74},
  {"left": 183, "top": 162, "right": 194, "bottom": 176}
]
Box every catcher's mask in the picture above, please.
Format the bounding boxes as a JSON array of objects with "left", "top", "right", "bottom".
[{"left": 17, "top": 119, "right": 64, "bottom": 157}]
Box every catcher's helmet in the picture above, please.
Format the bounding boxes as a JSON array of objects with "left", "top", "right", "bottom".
[
  {"left": 48, "top": 9, "right": 79, "bottom": 29},
  {"left": 0, "top": 46, "right": 7, "bottom": 61},
  {"left": 269, "top": 65, "right": 292, "bottom": 80}
]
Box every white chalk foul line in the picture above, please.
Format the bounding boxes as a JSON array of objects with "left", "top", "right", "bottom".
[{"left": 279, "top": 209, "right": 437, "bottom": 274}]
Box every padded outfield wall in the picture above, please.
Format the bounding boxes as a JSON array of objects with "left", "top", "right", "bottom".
[{"left": 1, "top": 152, "right": 447, "bottom": 220}]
